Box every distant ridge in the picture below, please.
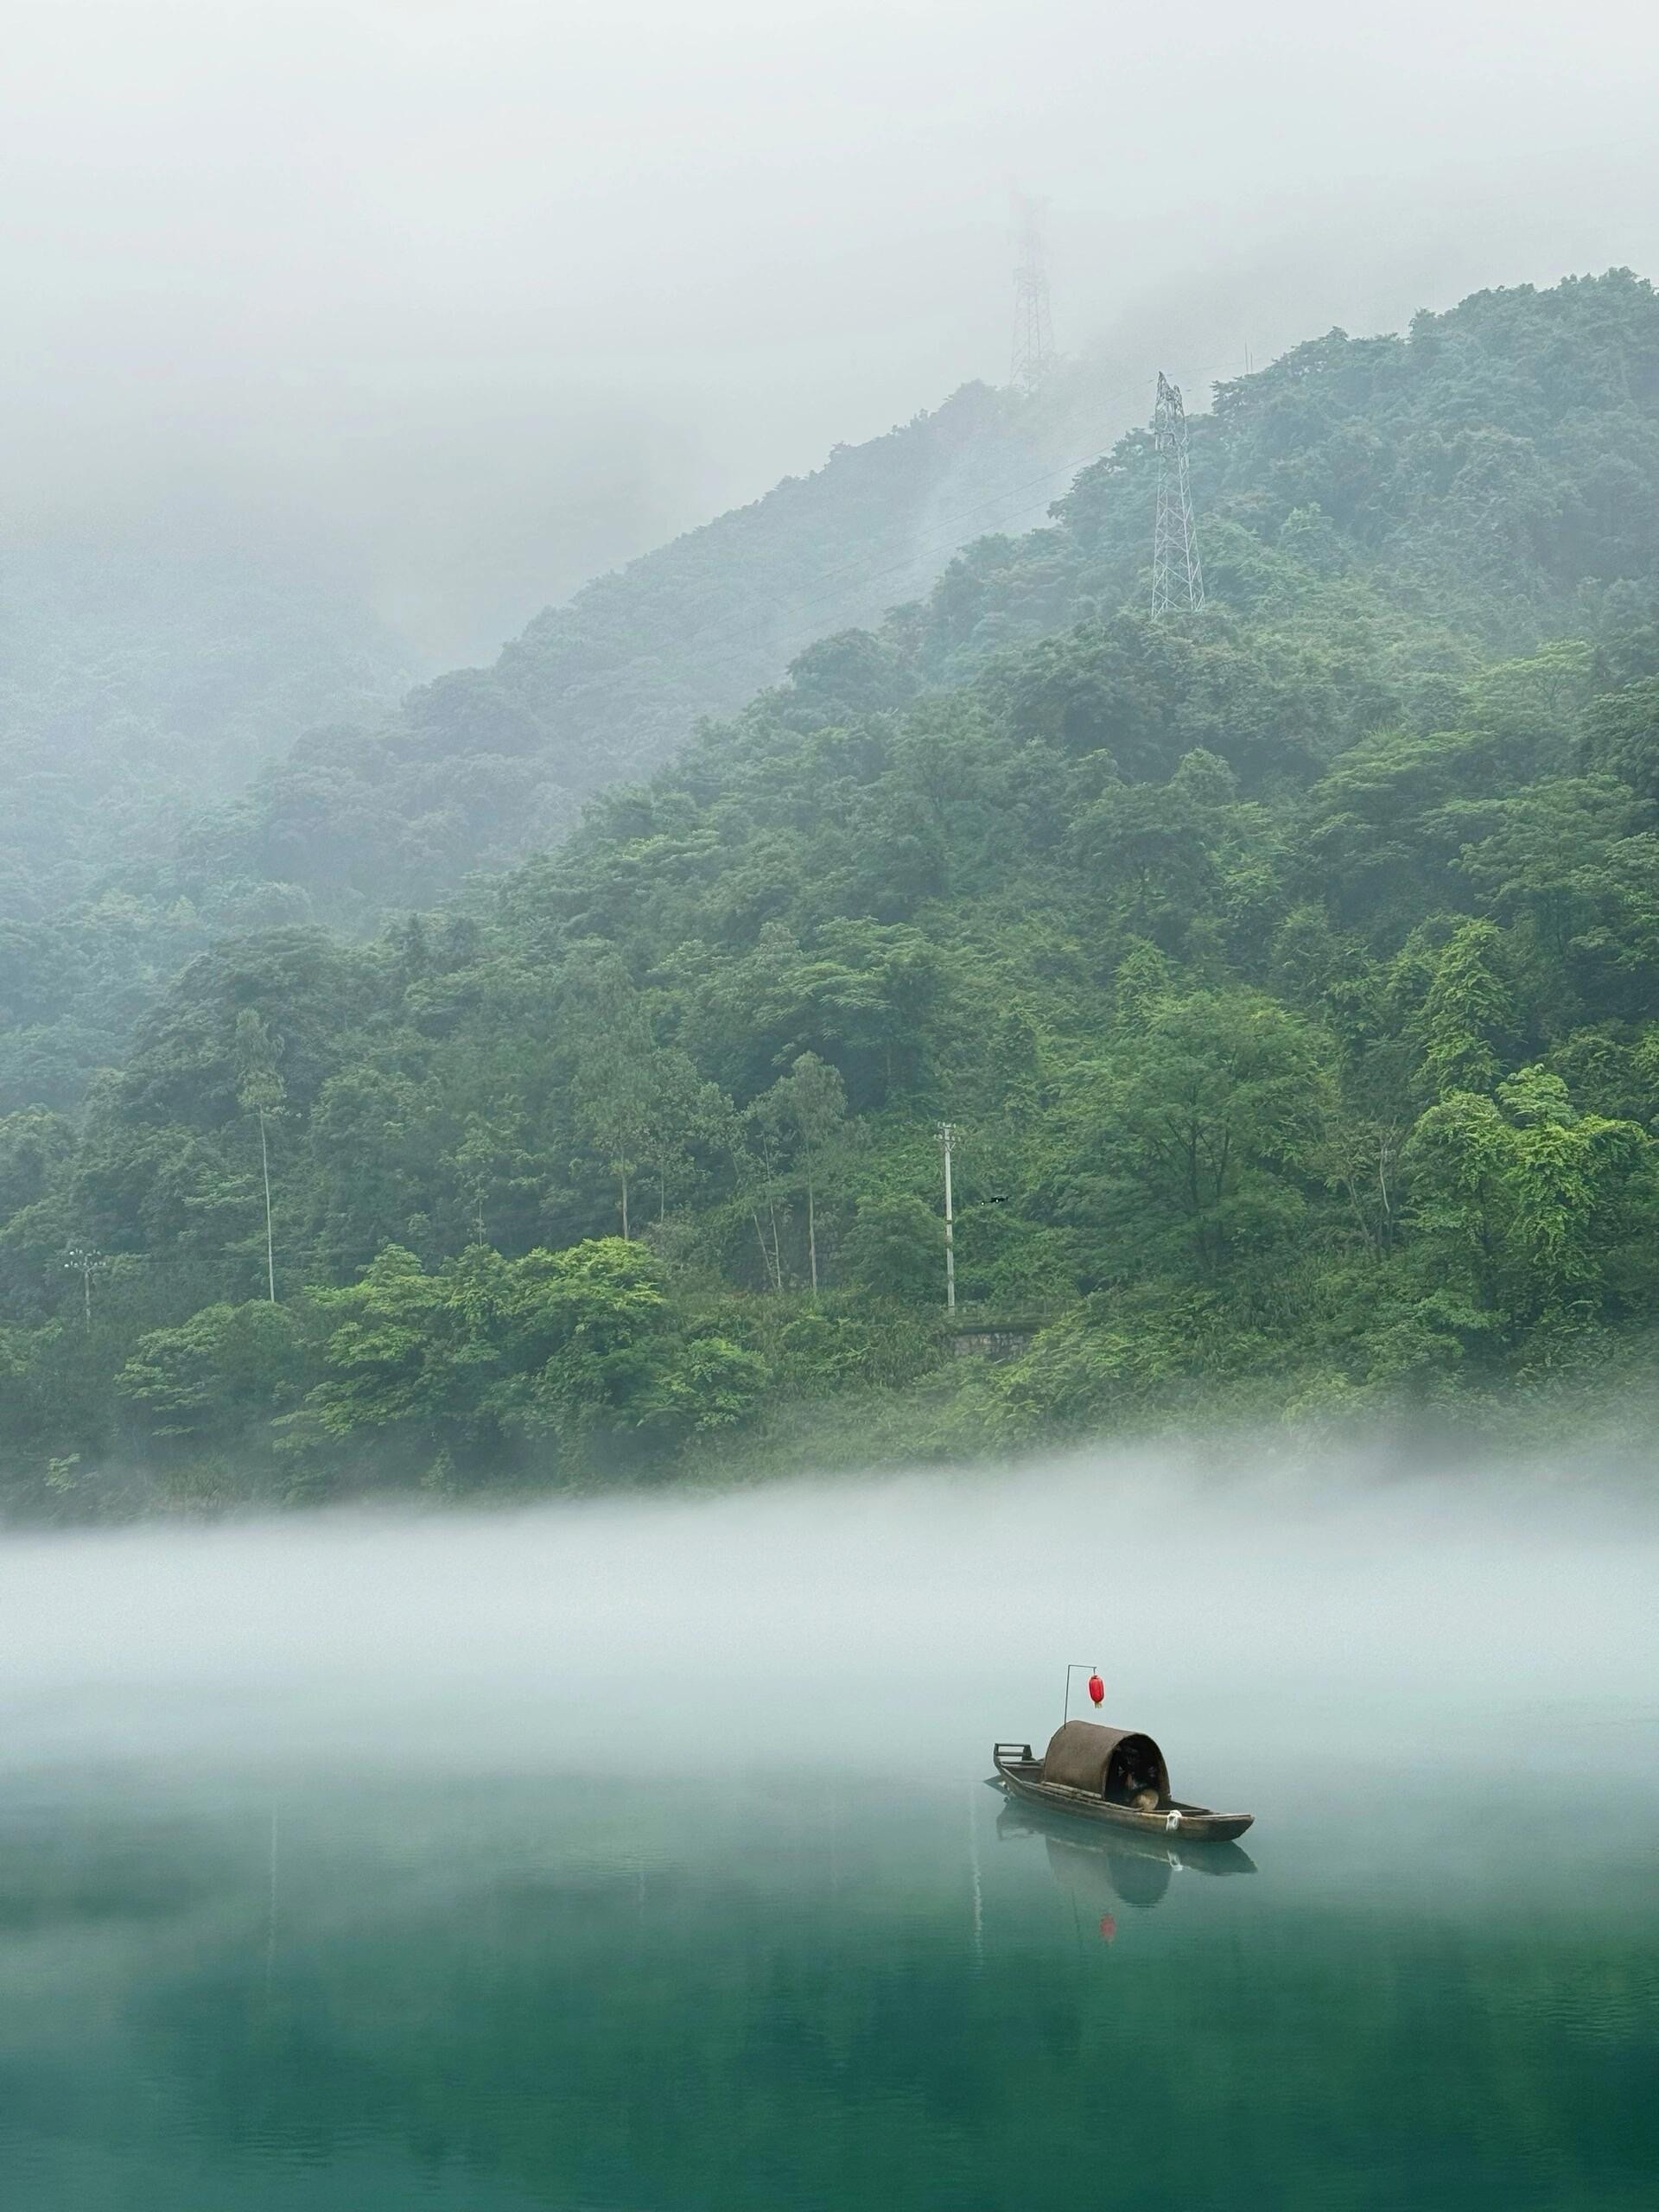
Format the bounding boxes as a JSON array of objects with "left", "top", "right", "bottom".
[
  {"left": 10, "top": 271, "right": 1657, "bottom": 1116},
  {"left": 175, "top": 365, "right": 1130, "bottom": 923}
]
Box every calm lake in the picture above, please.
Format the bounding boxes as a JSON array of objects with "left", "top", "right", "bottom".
[
  {"left": 0, "top": 1467, "right": 1654, "bottom": 2209},
  {"left": 1, "top": 1750, "right": 1655, "bottom": 2210}
]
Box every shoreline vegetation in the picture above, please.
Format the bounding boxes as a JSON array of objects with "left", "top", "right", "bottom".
[
  {"left": 25, "top": 1352, "right": 1659, "bottom": 1525},
  {"left": 5, "top": 271, "right": 1659, "bottom": 1517}
]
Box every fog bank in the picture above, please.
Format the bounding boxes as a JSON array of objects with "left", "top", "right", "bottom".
[
  {"left": 3, "top": 1444, "right": 1654, "bottom": 1785},
  {"left": 10, "top": 2, "right": 1658, "bottom": 658}
]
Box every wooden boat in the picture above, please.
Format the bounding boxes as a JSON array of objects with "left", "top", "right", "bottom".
[
  {"left": 992, "top": 1719, "right": 1254, "bottom": 1843},
  {"left": 995, "top": 1798, "right": 1257, "bottom": 1881},
  {"left": 995, "top": 1802, "right": 1255, "bottom": 1910}
]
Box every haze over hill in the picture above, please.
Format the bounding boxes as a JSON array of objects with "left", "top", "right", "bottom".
[
  {"left": 178, "top": 365, "right": 1142, "bottom": 922},
  {"left": 9, "top": 0, "right": 1656, "bottom": 1141},
  {"left": 0, "top": 526, "right": 415, "bottom": 913},
  {"left": 10, "top": 3, "right": 1658, "bottom": 663},
  {"left": 0, "top": 365, "right": 1127, "bottom": 1108},
  {"left": 4, "top": 269, "right": 1658, "bottom": 1516}
]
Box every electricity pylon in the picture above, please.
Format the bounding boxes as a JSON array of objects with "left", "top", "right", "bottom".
[
  {"left": 1151, "top": 371, "right": 1205, "bottom": 615},
  {"left": 1010, "top": 196, "right": 1058, "bottom": 394}
]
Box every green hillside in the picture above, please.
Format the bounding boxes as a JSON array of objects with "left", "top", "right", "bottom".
[
  {"left": 175, "top": 373, "right": 1124, "bottom": 921},
  {"left": 0, "top": 377, "right": 1116, "bottom": 1112},
  {"left": 4, "top": 270, "right": 1659, "bottom": 1515}
]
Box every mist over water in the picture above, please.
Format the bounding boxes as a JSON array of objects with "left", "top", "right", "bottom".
[
  {"left": 3, "top": 1444, "right": 1656, "bottom": 2210},
  {"left": 4, "top": 1441, "right": 1653, "bottom": 1786}
]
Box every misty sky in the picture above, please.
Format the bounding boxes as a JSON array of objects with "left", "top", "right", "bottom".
[{"left": 7, "top": 0, "right": 1659, "bottom": 662}]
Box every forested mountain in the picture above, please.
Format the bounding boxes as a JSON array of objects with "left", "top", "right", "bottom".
[
  {"left": 0, "top": 375, "right": 1116, "bottom": 1112},
  {"left": 174, "top": 372, "right": 1120, "bottom": 921},
  {"left": 4, "top": 270, "right": 1659, "bottom": 1516}
]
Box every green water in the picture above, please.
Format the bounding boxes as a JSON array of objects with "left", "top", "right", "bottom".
[{"left": 1, "top": 1758, "right": 1654, "bottom": 2210}]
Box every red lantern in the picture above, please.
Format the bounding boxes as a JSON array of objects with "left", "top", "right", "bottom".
[
  {"left": 1087, "top": 1671, "right": 1104, "bottom": 1707},
  {"left": 1098, "top": 1914, "right": 1117, "bottom": 1942}
]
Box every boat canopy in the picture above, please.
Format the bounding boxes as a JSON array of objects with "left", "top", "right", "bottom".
[{"left": 1041, "top": 1720, "right": 1171, "bottom": 1803}]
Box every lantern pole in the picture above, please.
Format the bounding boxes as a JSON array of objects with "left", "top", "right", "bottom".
[{"left": 1063, "top": 1662, "right": 1101, "bottom": 1725}]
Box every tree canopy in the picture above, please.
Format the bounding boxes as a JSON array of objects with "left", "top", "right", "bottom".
[{"left": 5, "top": 270, "right": 1659, "bottom": 1512}]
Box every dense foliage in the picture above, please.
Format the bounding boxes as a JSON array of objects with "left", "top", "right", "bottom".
[{"left": 4, "top": 271, "right": 1659, "bottom": 1514}]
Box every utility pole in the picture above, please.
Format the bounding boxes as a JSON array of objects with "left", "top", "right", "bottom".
[
  {"left": 233, "top": 1009, "right": 284, "bottom": 1303},
  {"left": 1151, "top": 371, "right": 1205, "bottom": 616},
  {"left": 938, "top": 1122, "right": 957, "bottom": 1313},
  {"left": 63, "top": 1244, "right": 105, "bottom": 1329},
  {"left": 255, "top": 1103, "right": 276, "bottom": 1301},
  {"left": 1009, "top": 195, "right": 1058, "bottom": 395}
]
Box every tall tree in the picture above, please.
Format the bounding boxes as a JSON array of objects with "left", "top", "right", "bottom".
[
  {"left": 1077, "top": 989, "right": 1334, "bottom": 1277},
  {"left": 1414, "top": 922, "right": 1519, "bottom": 1101},
  {"left": 568, "top": 968, "right": 656, "bottom": 1241},
  {"left": 1405, "top": 1068, "right": 1651, "bottom": 1330}
]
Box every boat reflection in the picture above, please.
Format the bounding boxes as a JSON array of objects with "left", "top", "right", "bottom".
[{"left": 995, "top": 1797, "right": 1256, "bottom": 1913}]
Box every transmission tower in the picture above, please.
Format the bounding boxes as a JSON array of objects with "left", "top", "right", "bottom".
[
  {"left": 1009, "top": 196, "right": 1058, "bottom": 394},
  {"left": 1150, "top": 371, "right": 1205, "bottom": 614}
]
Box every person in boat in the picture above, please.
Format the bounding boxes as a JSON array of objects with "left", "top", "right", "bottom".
[{"left": 1113, "top": 1745, "right": 1160, "bottom": 1813}]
